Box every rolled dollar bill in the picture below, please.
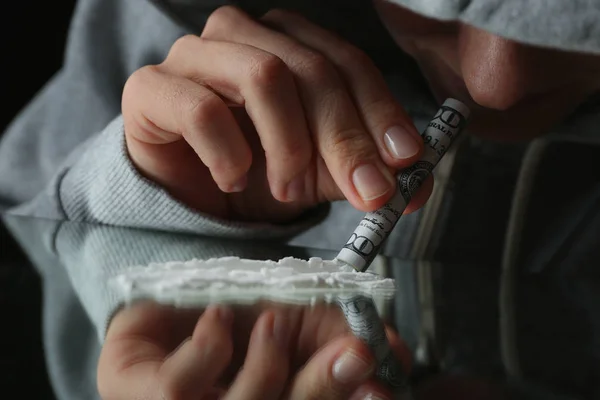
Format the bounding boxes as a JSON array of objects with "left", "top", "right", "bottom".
[
  {"left": 336, "top": 98, "right": 470, "bottom": 272},
  {"left": 337, "top": 294, "right": 408, "bottom": 389}
]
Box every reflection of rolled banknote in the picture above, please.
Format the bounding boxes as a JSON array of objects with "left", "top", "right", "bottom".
[
  {"left": 337, "top": 294, "right": 407, "bottom": 389},
  {"left": 337, "top": 99, "right": 470, "bottom": 272}
]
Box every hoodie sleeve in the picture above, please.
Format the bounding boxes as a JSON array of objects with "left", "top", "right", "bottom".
[
  {"left": 0, "top": 0, "right": 326, "bottom": 238},
  {"left": 2, "top": 215, "right": 310, "bottom": 342}
]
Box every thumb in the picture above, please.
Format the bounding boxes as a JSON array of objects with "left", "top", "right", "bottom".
[
  {"left": 285, "top": 335, "right": 377, "bottom": 399},
  {"left": 318, "top": 168, "right": 434, "bottom": 215}
]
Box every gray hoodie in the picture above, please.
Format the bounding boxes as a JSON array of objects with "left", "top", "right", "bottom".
[{"left": 2, "top": 0, "right": 600, "bottom": 399}]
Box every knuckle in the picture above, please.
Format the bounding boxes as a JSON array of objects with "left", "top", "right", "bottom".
[
  {"left": 169, "top": 34, "right": 200, "bottom": 58},
  {"left": 270, "top": 138, "right": 312, "bottom": 173},
  {"left": 336, "top": 45, "right": 372, "bottom": 72},
  {"left": 246, "top": 53, "right": 290, "bottom": 89},
  {"left": 122, "top": 65, "right": 160, "bottom": 114},
  {"left": 327, "top": 127, "right": 376, "bottom": 164},
  {"left": 202, "top": 5, "right": 244, "bottom": 38},
  {"left": 298, "top": 51, "right": 335, "bottom": 84},
  {"left": 184, "top": 92, "right": 224, "bottom": 134},
  {"left": 124, "top": 65, "right": 158, "bottom": 94}
]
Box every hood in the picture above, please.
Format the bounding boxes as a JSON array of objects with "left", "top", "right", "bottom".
[
  {"left": 156, "top": 0, "right": 600, "bottom": 55},
  {"left": 388, "top": 0, "right": 600, "bottom": 55},
  {"left": 151, "top": 0, "right": 600, "bottom": 139}
]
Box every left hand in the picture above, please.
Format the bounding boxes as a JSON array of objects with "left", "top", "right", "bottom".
[
  {"left": 123, "top": 6, "right": 431, "bottom": 224},
  {"left": 97, "top": 301, "right": 411, "bottom": 399}
]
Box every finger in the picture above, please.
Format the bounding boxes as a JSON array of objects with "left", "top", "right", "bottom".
[
  {"left": 158, "top": 306, "right": 234, "bottom": 400},
  {"left": 286, "top": 335, "right": 376, "bottom": 400},
  {"left": 123, "top": 66, "right": 252, "bottom": 193},
  {"left": 160, "top": 35, "right": 313, "bottom": 202},
  {"left": 404, "top": 174, "right": 434, "bottom": 214},
  {"left": 294, "top": 304, "right": 414, "bottom": 373},
  {"left": 203, "top": 6, "right": 397, "bottom": 211},
  {"left": 224, "top": 311, "right": 293, "bottom": 400},
  {"left": 99, "top": 303, "right": 174, "bottom": 400},
  {"left": 349, "top": 381, "right": 393, "bottom": 400},
  {"left": 294, "top": 304, "right": 349, "bottom": 362},
  {"left": 261, "top": 9, "right": 424, "bottom": 169},
  {"left": 98, "top": 304, "right": 233, "bottom": 400}
]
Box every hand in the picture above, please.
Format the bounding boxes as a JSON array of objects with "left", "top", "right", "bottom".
[
  {"left": 97, "top": 302, "right": 411, "bottom": 400},
  {"left": 122, "top": 6, "right": 432, "bottom": 223}
]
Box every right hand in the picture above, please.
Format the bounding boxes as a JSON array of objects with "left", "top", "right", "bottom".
[
  {"left": 122, "top": 6, "right": 431, "bottom": 223},
  {"left": 98, "top": 302, "right": 410, "bottom": 400}
]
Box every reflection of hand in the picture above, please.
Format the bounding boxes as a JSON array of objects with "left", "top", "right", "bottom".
[
  {"left": 98, "top": 302, "right": 410, "bottom": 399},
  {"left": 123, "top": 6, "right": 430, "bottom": 224}
]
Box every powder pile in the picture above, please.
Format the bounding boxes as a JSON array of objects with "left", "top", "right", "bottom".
[{"left": 112, "top": 256, "right": 395, "bottom": 306}]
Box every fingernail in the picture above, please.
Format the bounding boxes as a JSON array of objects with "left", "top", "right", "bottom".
[
  {"left": 285, "top": 175, "right": 305, "bottom": 202},
  {"left": 229, "top": 175, "right": 247, "bottom": 192},
  {"left": 384, "top": 126, "right": 421, "bottom": 160},
  {"left": 332, "top": 350, "right": 374, "bottom": 384},
  {"left": 271, "top": 312, "right": 292, "bottom": 350},
  {"left": 209, "top": 305, "right": 233, "bottom": 326},
  {"left": 352, "top": 164, "right": 395, "bottom": 201}
]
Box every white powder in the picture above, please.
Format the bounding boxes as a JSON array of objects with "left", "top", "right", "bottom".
[{"left": 112, "top": 256, "right": 395, "bottom": 306}]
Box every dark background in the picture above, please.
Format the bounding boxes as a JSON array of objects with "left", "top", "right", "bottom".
[
  {"left": 1, "top": 2, "right": 76, "bottom": 398},
  {"left": 1, "top": 1, "right": 76, "bottom": 131}
]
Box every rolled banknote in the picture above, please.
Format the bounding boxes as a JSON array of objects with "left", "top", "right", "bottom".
[
  {"left": 336, "top": 98, "right": 470, "bottom": 272},
  {"left": 337, "top": 294, "right": 407, "bottom": 389}
]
